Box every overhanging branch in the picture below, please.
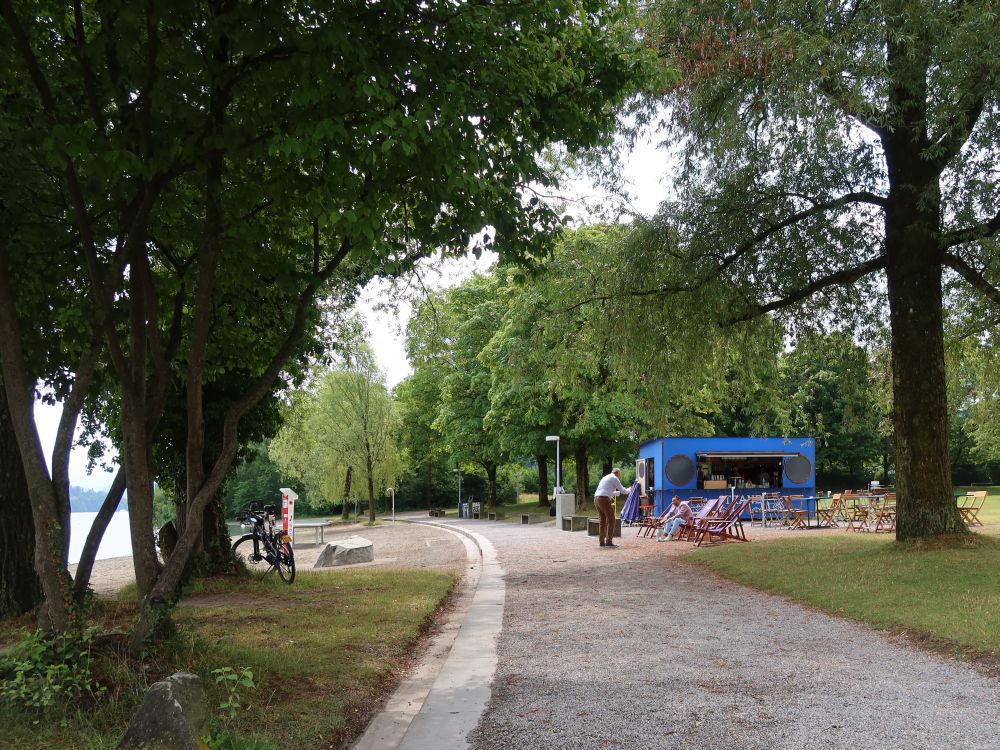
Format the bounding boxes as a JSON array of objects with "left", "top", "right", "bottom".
[
  {"left": 723, "top": 254, "right": 887, "bottom": 326},
  {"left": 943, "top": 252, "right": 1000, "bottom": 308},
  {"left": 941, "top": 209, "right": 1000, "bottom": 250}
]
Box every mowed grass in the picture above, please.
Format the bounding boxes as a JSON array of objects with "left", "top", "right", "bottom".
[
  {"left": 685, "top": 531, "right": 1000, "bottom": 655},
  {"left": 0, "top": 568, "right": 455, "bottom": 750}
]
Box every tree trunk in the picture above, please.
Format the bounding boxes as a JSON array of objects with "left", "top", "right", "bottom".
[
  {"left": 883, "top": 107, "right": 966, "bottom": 538},
  {"left": 0, "top": 256, "right": 75, "bottom": 631},
  {"left": 423, "top": 463, "right": 432, "bottom": 509},
  {"left": 342, "top": 465, "right": 353, "bottom": 520},
  {"left": 574, "top": 444, "right": 588, "bottom": 513},
  {"left": 602, "top": 457, "right": 613, "bottom": 476},
  {"left": 0, "top": 380, "right": 42, "bottom": 619},
  {"left": 120, "top": 401, "right": 161, "bottom": 597},
  {"left": 199, "top": 497, "right": 232, "bottom": 572},
  {"left": 536, "top": 453, "right": 549, "bottom": 506},
  {"left": 72, "top": 468, "right": 126, "bottom": 601},
  {"left": 885, "top": 246, "right": 966, "bottom": 538},
  {"left": 366, "top": 461, "right": 376, "bottom": 524},
  {"left": 485, "top": 462, "right": 497, "bottom": 508}
]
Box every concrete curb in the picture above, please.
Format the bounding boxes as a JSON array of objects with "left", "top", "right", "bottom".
[{"left": 351, "top": 520, "right": 505, "bottom": 750}]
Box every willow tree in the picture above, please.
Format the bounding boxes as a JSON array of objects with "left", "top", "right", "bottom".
[{"left": 640, "top": 0, "right": 1000, "bottom": 539}]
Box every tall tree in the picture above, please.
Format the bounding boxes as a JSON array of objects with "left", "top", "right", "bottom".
[
  {"left": 636, "top": 0, "right": 1000, "bottom": 538},
  {"left": 429, "top": 276, "right": 508, "bottom": 507},
  {"left": 1, "top": 0, "right": 651, "bottom": 640}
]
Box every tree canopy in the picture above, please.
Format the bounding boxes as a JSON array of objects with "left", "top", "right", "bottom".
[{"left": 602, "top": 0, "right": 1000, "bottom": 539}]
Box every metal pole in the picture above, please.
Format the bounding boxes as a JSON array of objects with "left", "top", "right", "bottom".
[{"left": 556, "top": 438, "right": 560, "bottom": 495}]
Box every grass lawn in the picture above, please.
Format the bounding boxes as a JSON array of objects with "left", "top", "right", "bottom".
[
  {"left": 685, "top": 531, "right": 1000, "bottom": 658},
  {"left": 0, "top": 568, "right": 455, "bottom": 750}
]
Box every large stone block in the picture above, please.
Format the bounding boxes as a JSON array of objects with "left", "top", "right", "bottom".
[
  {"left": 313, "top": 535, "right": 375, "bottom": 568},
  {"left": 118, "top": 672, "right": 209, "bottom": 750}
]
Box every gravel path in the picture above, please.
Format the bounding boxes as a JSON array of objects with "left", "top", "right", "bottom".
[{"left": 462, "top": 519, "right": 1000, "bottom": 750}]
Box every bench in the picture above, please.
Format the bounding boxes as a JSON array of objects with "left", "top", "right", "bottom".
[
  {"left": 293, "top": 520, "right": 336, "bottom": 545},
  {"left": 487, "top": 511, "right": 505, "bottom": 521},
  {"left": 587, "top": 517, "right": 622, "bottom": 538},
  {"left": 561, "top": 515, "right": 588, "bottom": 532},
  {"left": 429, "top": 509, "right": 447, "bottom": 518},
  {"left": 520, "top": 513, "right": 544, "bottom": 525}
]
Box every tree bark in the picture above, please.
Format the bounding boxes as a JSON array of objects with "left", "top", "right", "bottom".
[
  {"left": 342, "top": 465, "right": 353, "bottom": 520},
  {"left": 366, "top": 459, "right": 376, "bottom": 524},
  {"left": 485, "top": 461, "right": 497, "bottom": 508},
  {"left": 536, "top": 453, "right": 549, "bottom": 506},
  {"left": 602, "top": 457, "right": 613, "bottom": 476},
  {"left": 120, "top": 399, "right": 161, "bottom": 596},
  {"left": 574, "top": 443, "right": 588, "bottom": 513},
  {"left": 0, "top": 251, "right": 75, "bottom": 630},
  {"left": 72, "top": 468, "right": 126, "bottom": 601},
  {"left": 0, "top": 379, "right": 42, "bottom": 619},
  {"left": 883, "top": 22, "right": 967, "bottom": 540}
]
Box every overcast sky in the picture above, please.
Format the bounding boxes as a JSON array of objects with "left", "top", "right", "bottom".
[{"left": 37, "top": 128, "right": 673, "bottom": 493}]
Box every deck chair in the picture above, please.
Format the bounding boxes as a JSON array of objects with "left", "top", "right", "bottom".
[
  {"left": 671, "top": 498, "right": 721, "bottom": 542},
  {"left": 692, "top": 496, "right": 752, "bottom": 547},
  {"left": 958, "top": 491, "right": 987, "bottom": 527},
  {"left": 817, "top": 493, "right": 843, "bottom": 528}
]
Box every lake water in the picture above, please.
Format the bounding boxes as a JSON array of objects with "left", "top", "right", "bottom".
[{"left": 68, "top": 511, "right": 134, "bottom": 565}]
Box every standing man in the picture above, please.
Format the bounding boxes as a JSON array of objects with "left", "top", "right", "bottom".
[{"left": 594, "top": 468, "right": 630, "bottom": 548}]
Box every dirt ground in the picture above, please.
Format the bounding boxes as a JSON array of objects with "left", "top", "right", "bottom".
[{"left": 69, "top": 519, "right": 468, "bottom": 597}]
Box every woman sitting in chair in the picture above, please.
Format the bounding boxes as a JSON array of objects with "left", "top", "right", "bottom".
[{"left": 656, "top": 496, "right": 693, "bottom": 542}]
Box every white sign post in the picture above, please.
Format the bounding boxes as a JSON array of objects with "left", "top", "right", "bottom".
[{"left": 280, "top": 488, "right": 298, "bottom": 542}]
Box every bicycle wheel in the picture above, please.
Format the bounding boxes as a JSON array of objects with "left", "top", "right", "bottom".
[
  {"left": 276, "top": 541, "right": 295, "bottom": 584},
  {"left": 233, "top": 534, "right": 271, "bottom": 577}
]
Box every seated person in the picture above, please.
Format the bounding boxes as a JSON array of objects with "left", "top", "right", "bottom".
[{"left": 657, "top": 496, "right": 693, "bottom": 542}]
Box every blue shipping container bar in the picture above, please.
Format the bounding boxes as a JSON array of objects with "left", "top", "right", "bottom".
[{"left": 637, "top": 436, "right": 816, "bottom": 516}]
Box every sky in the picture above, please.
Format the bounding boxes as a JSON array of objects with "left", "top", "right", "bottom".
[{"left": 36, "top": 128, "right": 674, "bottom": 493}]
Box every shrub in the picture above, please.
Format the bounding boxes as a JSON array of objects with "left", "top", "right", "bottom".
[{"left": 0, "top": 627, "right": 106, "bottom": 712}]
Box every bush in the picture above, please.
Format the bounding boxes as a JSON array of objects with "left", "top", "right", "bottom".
[{"left": 0, "top": 627, "right": 106, "bottom": 712}]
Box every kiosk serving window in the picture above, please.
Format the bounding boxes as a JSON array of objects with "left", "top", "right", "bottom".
[{"left": 696, "top": 452, "right": 792, "bottom": 490}]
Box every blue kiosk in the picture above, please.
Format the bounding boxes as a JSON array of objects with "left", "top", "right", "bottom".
[{"left": 636, "top": 436, "right": 816, "bottom": 515}]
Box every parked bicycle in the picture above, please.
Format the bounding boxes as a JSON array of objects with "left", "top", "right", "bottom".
[{"left": 232, "top": 504, "right": 296, "bottom": 583}]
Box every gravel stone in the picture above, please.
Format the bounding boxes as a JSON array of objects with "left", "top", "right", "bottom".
[{"left": 459, "top": 519, "right": 1000, "bottom": 750}]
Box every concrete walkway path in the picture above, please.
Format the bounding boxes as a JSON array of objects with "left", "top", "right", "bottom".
[{"left": 359, "top": 516, "right": 1000, "bottom": 750}]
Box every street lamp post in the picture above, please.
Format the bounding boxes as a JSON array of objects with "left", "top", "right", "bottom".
[
  {"left": 453, "top": 467, "right": 462, "bottom": 517},
  {"left": 545, "top": 435, "right": 561, "bottom": 497},
  {"left": 386, "top": 487, "right": 395, "bottom": 523}
]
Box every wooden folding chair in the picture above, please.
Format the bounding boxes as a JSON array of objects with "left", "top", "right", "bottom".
[
  {"left": 845, "top": 496, "right": 870, "bottom": 532},
  {"left": 816, "top": 493, "right": 843, "bottom": 528},
  {"left": 959, "top": 491, "right": 987, "bottom": 527},
  {"left": 783, "top": 495, "right": 808, "bottom": 529},
  {"left": 873, "top": 493, "right": 897, "bottom": 533}
]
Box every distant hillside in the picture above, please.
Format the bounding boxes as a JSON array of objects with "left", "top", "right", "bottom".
[{"left": 70, "top": 486, "right": 127, "bottom": 513}]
